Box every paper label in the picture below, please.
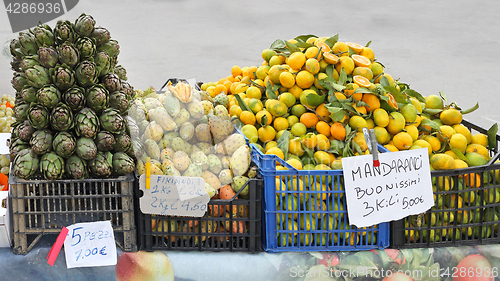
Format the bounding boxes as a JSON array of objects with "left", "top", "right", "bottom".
[
  {"left": 64, "top": 221, "right": 117, "bottom": 268},
  {"left": 342, "top": 148, "right": 434, "bottom": 228},
  {"left": 139, "top": 175, "right": 210, "bottom": 217}
]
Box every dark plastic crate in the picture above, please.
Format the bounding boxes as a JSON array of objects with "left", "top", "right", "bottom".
[
  {"left": 9, "top": 173, "right": 137, "bottom": 255},
  {"left": 253, "top": 142, "right": 391, "bottom": 252},
  {"left": 391, "top": 120, "right": 500, "bottom": 248},
  {"left": 136, "top": 177, "right": 262, "bottom": 252}
]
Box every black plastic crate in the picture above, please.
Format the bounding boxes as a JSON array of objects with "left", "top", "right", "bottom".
[
  {"left": 136, "top": 177, "right": 262, "bottom": 252},
  {"left": 391, "top": 120, "right": 500, "bottom": 248},
  {"left": 9, "top": 173, "right": 137, "bottom": 255}
]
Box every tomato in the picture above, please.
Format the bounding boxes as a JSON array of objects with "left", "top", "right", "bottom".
[{"left": 453, "top": 254, "right": 494, "bottom": 281}]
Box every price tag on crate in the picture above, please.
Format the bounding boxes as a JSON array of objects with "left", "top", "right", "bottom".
[
  {"left": 139, "top": 174, "right": 210, "bottom": 217},
  {"left": 63, "top": 221, "right": 117, "bottom": 268},
  {"left": 342, "top": 148, "right": 434, "bottom": 228}
]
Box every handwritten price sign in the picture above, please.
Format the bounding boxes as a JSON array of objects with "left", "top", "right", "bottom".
[
  {"left": 63, "top": 221, "right": 117, "bottom": 268},
  {"left": 139, "top": 175, "right": 210, "bottom": 217},
  {"left": 342, "top": 148, "right": 434, "bottom": 228}
]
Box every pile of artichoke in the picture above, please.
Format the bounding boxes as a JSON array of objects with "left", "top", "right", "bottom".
[{"left": 8, "top": 13, "right": 135, "bottom": 180}]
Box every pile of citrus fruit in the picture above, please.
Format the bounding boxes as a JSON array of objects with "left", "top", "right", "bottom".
[{"left": 200, "top": 34, "right": 487, "bottom": 173}]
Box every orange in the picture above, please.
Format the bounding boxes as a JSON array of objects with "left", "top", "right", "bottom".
[
  {"left": 273, "top": 117, "right": 289, "bottom": 132},
  {"left": 229, "top": 105, "right": 242, "bottom": 117},
  {"left": 315, "top": 41, "right": 331, "bottom": 53},
  {"left": 331, "top": 42, "right": 349, "bottom": 56},
  {"left": 316, "top": 134, "right": 330, "bottom": 150},
  {"left": 295, "top": 70, "right": 315, "bottom": 89},
  {"left": 352, "top": 67, "right": 374, "bottom": 80},
  {"left": 440, "top": 108, "right": 463, "bottom": 125},
  {"left": 279, "top": 71, "right": 295, "bottom": 88},
  {"left": 300, "top": 112, "right": 319, "bottom": 128},
  {"left": 258, "top": 126, "right": 276, "bottom": 143},
  {"left": 346, "top": 42, "right": 363, "bottom": 53},
  {"left": 352, "top": 75, "right": 372, "bottom": 88},
  {"left": 393, "top": 132, "right": 413, "bottom": 150},
  {"left": 330, "top": 122, "right": 346, "bottom": 141},
  {"left": 335, "top": 56, "right": 355, "bottom": 75},
  {"left": 231, "top": 65, "right": 243, "bottom": 77},
  {"left": 323, "top": 52, "right": 339, "bottom": 64},
  {"left": 266, "top": 146, "right": 284, "bottom": 160},
  {"left": 315, "top": 103, "right": 331, "bottom": 122},
  {"left": 359, "top": 47, "right": 375, "bottom": 62},
  {"left": 268, "top": 65, "right": 289, "bottom": 84},
  {"left": 255, "top": 110, "right": 272, "bottom": 126},
  {"left": 349, "top": 115, "right": 368, "bottom": 132},
  {"left": 269, "top": 55, "right": 285, "bottom": 67},
  {"left": 353, "top": 132, "right": 368, "bottom": 151},
  {"left": 351, "top": 54, "right": 372, "bottom": 67},
  {"left": 262, "top": 49, "right": 277, "bottom": 62},
  {"left": 304, "top": 46, "right": 320, "bottom": 59},
  {"left": 289, "top": 139, "right": 305, "bottom": 157},
  {"left": 315, "top": 121, "right": 331, "bottom": 137},
  {"left": 246, "top": 86, "right": 262, "bottom": 99},
  {"left": 361, "top": 93, "right": 381, "bottom": 113},
  {"left": 430, "top": 153, "right": 455, "bottom": 170},
  {"left": 305, "top": 58, "right": 320, "bottom": 75}
]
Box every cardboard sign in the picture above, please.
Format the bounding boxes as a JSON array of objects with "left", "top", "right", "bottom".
[
  {"left": 342, "top": 148, "right": 434, "bottom": 228},
  {"left": 64, "top": 221, "right": 117, "bottom": 268},
  {"left": 139, "top": 174, "right": 210, "bottom": 217}
]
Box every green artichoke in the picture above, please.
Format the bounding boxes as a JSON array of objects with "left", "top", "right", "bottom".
[
  {"left": 40, "top": 152, "right": 65, "bottom": 180},
  {"left": 54, "top": 20, "right": 76, "bottom": 44},
  {"left": 20, "top": 86, "right": 38, "bottom": 103},
  {"left": 57, "top": 42, "right": 79, "bottom": 68},
  {"left": 19, "top": 55, "right": 40, "bottom": 72},
  {"left": 97, "top": 39, "right": 120, "bottom": 58},
  {"left": 95, "top": 131, "right": 115, "bottom": 152},
  {"left": 75, "top": 137, "right": 98, "bottom": 160},
  {"left": 30, "top": 129, "right": 53, "bottom": 155},
  {"left": 109, "top": 91, "right": 130, "bottom": 114},
  {"left": 101, "top": 73, "right": 121, "bottom": 92},
  {"left": 86, "top": 84, "right": 109, "bottom": 113},
  {"left": 37, "top": 46, "right": 59, "bottom": 69},
  {"left": 75, "top": 37, "right": 96, "bottom": 59},
  {"left": 74, "top": 13, "right": 96, "bottom": 37},
  {"left": 90, "top": 27, "right": 111, "bottom": 47},
  {"left": 99, "top": 108, "right": 125, "bottom": 134},
  {"left": 94, "top": 51, "right": 111, "bottom": 77},
  {"left": 10, "top": 139, "right": 30, "bottom": 160},
  {"left": 13, "top": 148, "right": 40, "bottom": 180},
  {"left": 13, "top": 102, "right": 29, "bottom": 121},
  {"left": 9, "top": 38, "right": 24, "bottom": 59},
  {"left": 50, "top": 103, "right": 74, "bottom": 131},
  {"left": 18, "top": 120, "right": 36, "bottom": 142},
  {"left": 62, "top": 86, "right": 86, "bottom": 112},
  {"left": 27, "top": 103, "right": 50, "bottom": 129},
  {"left": 52, "top": 131, "right": 76, "bottom": 158},
  {"left": 50, "top": 65, "right": 75, "bottom": 92},
  {"left": 75, "top": 108, "right": 100, "bottom": 138},
  {"left": 18, "top": 31, "right": 38, "bottom": 56},
  {"left": 113, "top": 132, "right": 132, "bottom": 153},
  {"left": 113, "top": 65, "right": 127, "bottom": 81},
  {"left": 31, "top": 24, "right": 55, "bottom": 47},
  {"left": 112, "top": 152, "right": 135, "bottom": 176},
  {"left": 75, "top": 60, "right": 98, "bottom": 87},
  {"left": 65, "top": 155, "right": 88, "bottom": 179},
  {"left": 25, "top": 65, "right": 51, "bottom": 88},
  {"left": 37, "top": 85, "right": 61, "bottom": 109},
  {"left": 120, "top": 81, "right": 134, "bottom": 99},
  {"left": 11, "top": 72, "right": 28, "bottom": 92},
  {"left": 88, "top": 151, "right": 112, "bottom": 178}
]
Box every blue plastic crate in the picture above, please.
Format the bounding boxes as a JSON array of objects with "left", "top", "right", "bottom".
[{"left": 250, "top": 142, "right": 391, "bottom": 252}]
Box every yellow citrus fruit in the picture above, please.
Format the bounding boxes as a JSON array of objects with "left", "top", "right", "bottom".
[
  {"left": 267, "top": 99, "right": 288, "bottom": 117},
  {"left": 300, "top": 112, "right": 319, "bottom": 128},
  {"left": 246, "top": 86, "right": 262, "bottom": 99},
  {"left": 291, "top": 122, "right": 307, "bottom": 137},
  {"left": 449, "top": 133, "right": 468, "bottom": 154},
  {"left": 305, "top": 58, "right": 320, "bottom": 75},
  {"left": 240, "top": 110, "right": 256, "bottom": 125},
  {"left": 289, "top": 139, "right": 305, "bottom": 157},
  {"left": 287, "top": 51, "right": 307, "bottom": 70},
  {"left": 315, "top": 121, "right": 331, "bottom": 137},
  {"left": 286, "top": 158, "right": 303, "bottom": 170},
  {"left": 323, "top": 52, "right": 339, "bottom": 64},
  {"left": 266, "top": 146, "right": 284, "bottom": 160},
  {"left": 291, "top": 104, "right": 307, "bottom": 117},
  {"left": 273, "top": 117, "right": 289, "bottom": 132},
  {"left": 465, "top": 143, "right": 490, "bottom": 160},
  {"left": 352, "top": 75, "right": 372, "bottom": 88},
  {"left": 301, "top": 134, "right": 318, "bottom": 149},
  {"left": 413, "top": 139, "right": 433, "bottom": 155},
  {"left": 400, "top": 103, "right": 418, "bottom": 123},
  {"left": 262, "top": 49, "right": 277, "bottom": 62},
  {"left": 439, "top": 125, "right": 456, "bottom": 142},
  {"left": 269, "top": 55, "right": 285, "bottom": 67},
  {"left": 425, "top": 95, "right": 444, "bottom": 109},
  {"left": 351, "top": 54, "right": 372, "bottom": 67},
  {"left": 454, "top": 159, "right": 469, "bottom": 169},
  {"left": 305, "top": 46, "right": 320, "bottom": 59},
  {"left": 268, "top": 65, "right": 289, "bottom": 84},
  {"left": 258, "top": 126, "right": 277, "bottom": 143},
  {"left": 430, "top": 153, "right": 455, "bottom": 170},
  {"left": 255, "top": 65, "right": 270, "bottom": 80},
  {"left": 314, "top": 72, "right": 328, "bottom": 90},
  {"left": 440, "top": 108, "right": 463, "bottom": 125},
  {"left": 335, "top": 56, "right": 355, "bottom": 75},
  {"left": 278, "top": 92, "right": 296, "bottom": 108},
  {"left": 393, "top": 132, "right": 413, "bottom": 150},
  {"left": 279, "top": 71, "right": 295, "bottom": 88},
  {"left": 444, "top": 150, "right": 458, "bottom": 159},
  {"left": 255, "top": 110, "right": 272, "bottom": 126},
  {"left": 384, "top": 144, "right": 399, "bottom": 152},
  {"left": 331, "top": 42, "right": 349, "bottom": 56},
  {"left": 315, "top": 103, "right": 331, "bottom": 122},
  {"left": 241, "top": 124, "right": 258, "bottom": 143},
  {"left": 387, "top": 112, "right": 405, "bottom": 134},
  {"left": 352, "top": 67, "right": 373, "bottom": 80},
  {"left": 370, "top": 62, "right": 383, "bottom": 77},
  {"left": 353, "top": 132, "right": 368, "bottom": 151},
  {"left": 248, "top": 98, "right": 264, "bottom": 114},
  {"left": 349, "top": 115, "right": 368, "bottom": 132},
  {"left": 424, "top": 135, "right": 442, "bottom": 152},
  {"left": 405, "top": 124, "right": 419, "bottom": 141},
  {"left": 287, "top": 115, "right": 299, "bottom": 127},
  {"left": 453, "top": 124, "right": 472, "bottom": 144},
  {"left": 346, "top": 42, "right": 363, "bottom": 53},
  {"left": 409, "top": 97, "right": 423, "bottom": 114},
  {"left": 316, "top": 133, "right": 330, "bottom": 150},
  {"left": 288, "top": 84, "right": 303, "bottom": 99},
  {"left": 265, "top": 141, "right": 278, "bottom": 151},
  {"left": 471, "top": 133, "right": 488, "bottom": 147},
  {"left": 295, "top": 70, "right": 315, "bottom": 89},
  {"left": 299, "top": 89, "right": 322, "bottom": 109},
  {"left": 374, "top": 126, "right": 390, "bottom": 144},
  {"left": 373, "top": 108, "right": 390, "bottom": 127},
  {"left": 229, "top": 104, "right": 242, "bottom": 117}
]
